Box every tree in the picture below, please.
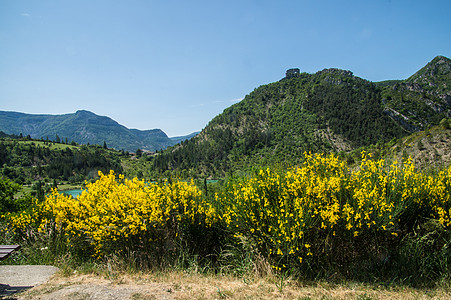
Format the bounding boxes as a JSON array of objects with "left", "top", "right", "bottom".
[
  {"left": 440, "top": 118, "right": 450, "bottom": 129},
  {"left": 0, "top": 177, "right": 32, "bottom": 213},
  {"left": 35, "top": 180, "right": 45, "bottom": 201},
  {"left": 0, "top": 177, "right": 20, "bottom": 212}
]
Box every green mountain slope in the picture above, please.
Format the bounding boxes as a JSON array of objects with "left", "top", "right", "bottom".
[
  {"left": 380, "top": 55, "right": 451, "bottom": 131},
  {"left": 153, "top": 56, "right": 451, "bottom": 177},
  {"left": 0, "top": 110, "right": 173, "bottom": 152}
]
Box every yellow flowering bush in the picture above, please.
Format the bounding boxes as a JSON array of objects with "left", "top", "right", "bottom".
[
  {"left": 1, "top": 204, "right": 40, "bottom": 237},
  {"left": 219, "top": 153, "right": 349, "bottom": 269},
  {"left": 429, "top": 165, "right": 451, "bottom": 226},
  {"left": 38, "top": 171, "right": 218, "bottom": 257},
  {"left": 218, "top": 152, "right": 451, "bottom": 273}
]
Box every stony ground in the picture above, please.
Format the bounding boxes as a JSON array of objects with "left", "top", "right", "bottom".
[{"left": 4, "top": 270, "right": 451, "bottom": 300}]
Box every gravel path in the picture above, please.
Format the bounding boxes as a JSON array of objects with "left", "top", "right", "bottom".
[{"left": 0, "top": 265, "right": 58, "bottom": 298}]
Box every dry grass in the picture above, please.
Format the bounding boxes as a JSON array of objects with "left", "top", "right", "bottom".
[{"left": 18, "top": 270, "right": 451, "bottom": 300}]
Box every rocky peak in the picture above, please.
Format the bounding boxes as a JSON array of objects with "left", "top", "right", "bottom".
[
  {"left": 285, "top": 68, "right": 301, "bottom": 78},
  {"left": 317, "top": 68, "right": 353, "bottom": 77},
  {"left": 315, "top": 68, "right": 355, "bottom": 86},
  {"left": 407, "top": 56, "right": 451, "bottom": 88}
]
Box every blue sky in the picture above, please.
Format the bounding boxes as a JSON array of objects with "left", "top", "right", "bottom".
[{"left": 1, "top": 0, "right": 450, "bottom": 137}]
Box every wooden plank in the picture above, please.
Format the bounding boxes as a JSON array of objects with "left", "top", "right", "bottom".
[
  {"left": 0, "top": 245, "right": 20, "bottom": 261},
  {"left": 0, "top": 253, "right": 11, "bottom": 260},
  {"left": 0, "top": 245, "right": 21, "bottom": 250}
]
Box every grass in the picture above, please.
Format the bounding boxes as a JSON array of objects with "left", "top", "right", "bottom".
[
  {"left": 5, "top": 239, "right": 451, "bottom": 299},
  {"left": 16, "top": 268, "right": 451, "bottom": 299},
  {"left": 19, "top": 140, "right": 79, "bottom": 151},
  {"left": 56, "top": 183, "right": 83, "bottom": 191},
  {"left": 4, "top": 233, "right": 451, "bottom": 299}
]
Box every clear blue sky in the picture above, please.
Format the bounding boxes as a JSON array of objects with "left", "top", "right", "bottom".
[{"left": 1, "top": 0, "right": 450, "bottom": 137}]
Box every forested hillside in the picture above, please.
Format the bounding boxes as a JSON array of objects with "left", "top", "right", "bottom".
[
  {"left": 0, "top": 134, "right": 123, "bottom": 188},
  {"left": 152, "top": 56, "right": 451, "bottom": 177}
]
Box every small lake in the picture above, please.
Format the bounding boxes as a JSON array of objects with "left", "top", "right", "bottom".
[
  {"left": 59, "top": 180, "right": 219, "bottom": 198},
  {"left": 61, "top": 189, "right": 83, "bottom": 198}
]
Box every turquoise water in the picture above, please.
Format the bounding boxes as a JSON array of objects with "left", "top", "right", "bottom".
[
  {"left": 59, "top": 180, "right": 219, "bottom": 198},
  {"left": 61, "top": 189, "right": 83, "bottom": 198}
]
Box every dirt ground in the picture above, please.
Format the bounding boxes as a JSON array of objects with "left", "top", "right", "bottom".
[{"left": 2, "top": 269, "right": 451, "bottom": 300}]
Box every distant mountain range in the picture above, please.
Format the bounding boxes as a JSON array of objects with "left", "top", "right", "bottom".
[{"left": 0, "top": 110, "right": 199, "bottom": 152}]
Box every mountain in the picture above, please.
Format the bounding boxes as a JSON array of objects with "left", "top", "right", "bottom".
[
  {"left": 0, "top": 110, "right": 176, "bottom": 152},
  {"left": 152, "top": 56, "right": 451, "bottom": 177},
  {"left": 170, "top": 131, "right": 200, "bottom": 144},
  {"left": 378, "top": 55, "right": 451, "bottom": 132}
]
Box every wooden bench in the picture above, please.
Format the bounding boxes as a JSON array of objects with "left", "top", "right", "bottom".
[{"left": 0, "top": 245, "right": 21, "bottom": 261}]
